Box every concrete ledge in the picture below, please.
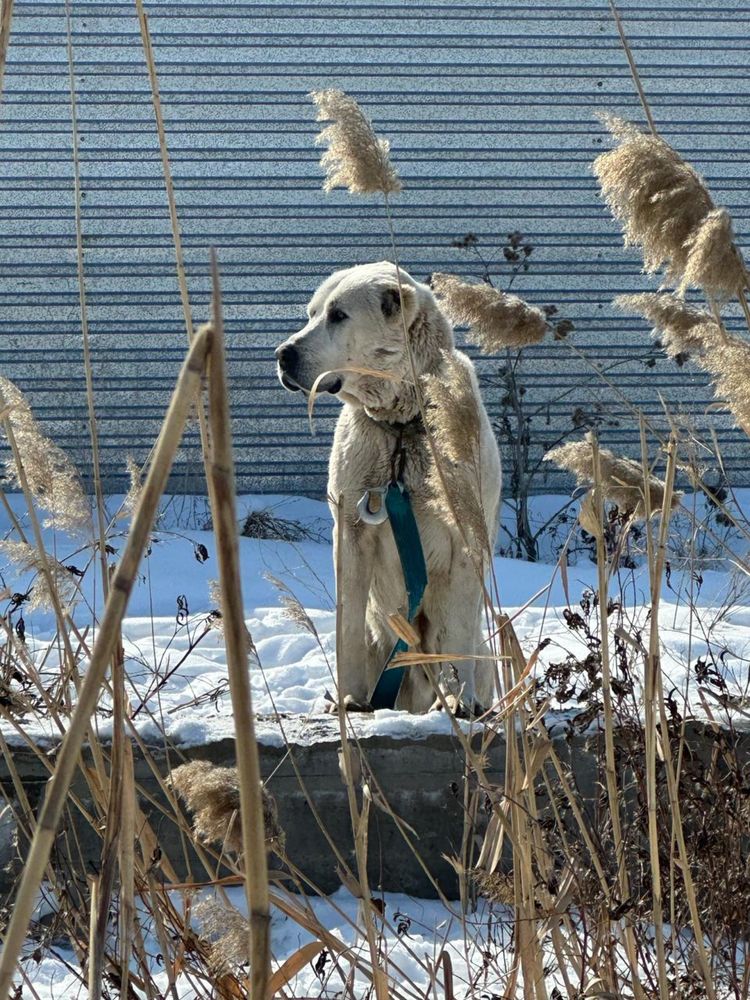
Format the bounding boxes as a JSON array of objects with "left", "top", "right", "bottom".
[{"left": 2, "top": 716, "right": 748, "bottom": 900}]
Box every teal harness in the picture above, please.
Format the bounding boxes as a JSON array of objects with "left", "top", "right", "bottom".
[{"left": 357, "top": 420, "right": 428, "bottom": 710}]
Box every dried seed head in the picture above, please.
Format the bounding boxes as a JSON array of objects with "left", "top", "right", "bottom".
[
  {"left": 473, "top": 869, "right": 516, "bottom": 907},
  {"left": 593, "top": 115, "right": 714, "bottom": 282},
  {"left": 426, "top": 461, "right": 490, "bottom": 556},
  {"left": 422, "top": 352, "right": 481, "bottom": 465},
  {"left": 194, "top": 898, "right": 250, "bottom": 975},
  {"left": 0, "top": 540, "right": 80, "bottom": 611},
  {"left": 311, "top": 89, "right": 402, "bottom": 196},
  {"left": 431, "top": 273, "right": 548, "bottom": 351},
  {"left": 679, "top": 208, "right": 747, "bottom": 301},
  {"left": 544, "top": 433, "right": 677, "bottom": 518},
  {"left": 0, "top": 378, "right": 90, "bottom": 535},
  {"left": 264, "top": 573, "right": 319, "bottom": 639},
  {"left": 615, "top": 292, "right": 722, "bottom": 360},
  {"left": 121, "top": 455, "right": 143, "bottom": 519},
  {"left": 695, "top": 336, "right": 750, "bottom": 437},
  {"left": 617, "top": 292, "right": 750, "bottom": 435},
  {"left": 171, "top": 760, "right": 284, "bottom": 857}
]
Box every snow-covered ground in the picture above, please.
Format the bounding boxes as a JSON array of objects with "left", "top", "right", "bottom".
[
  {"left": 24, "top": 884, "right": 518, "bottom": 1000},
  {"left": 2, "top": 491, "right": 749, "bottom": 752}
]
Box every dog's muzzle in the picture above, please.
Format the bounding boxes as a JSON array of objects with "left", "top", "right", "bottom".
[{"left": 275, "top": 342, "right": 342, "bottom": 395}]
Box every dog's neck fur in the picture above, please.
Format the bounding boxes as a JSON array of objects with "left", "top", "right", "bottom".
[{"left": 361, "top": 302, "right": 454, "bottom": 426}]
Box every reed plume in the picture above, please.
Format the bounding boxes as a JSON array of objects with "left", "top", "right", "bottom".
[
  {"left": 430, "top": 273, "right": 547, "bottom": 351},
  {"left": 545, "top": 433, "right": 676, "bottom": 518},
  {"left": 593, "top": 115, "right": 715, "bottom": 283},
  {"left": 615, "top": 292, "right": 722, "bottom": 360},
  {"left": 194, "top": 898, "right": 252, "bottom": 976},
  {"left": 0, "top": 377, "right": 90, "bottom": 535},
  {"left": 171, "top": 760, "right": 284, "bottom": 857},
  {"left": 679, "top": 208, "right": 746, "bottom": 301},
  {"left": 0, "top": 540, "right": 80, "bottom": 610},
  {"left": 122, "top": 456, "right": 143, "bottom": 519},
  {"left": 311, "top": 89, "right": 402, "bottom": 196},
  {"left": 617, "top": 293, "right": 750, "bottom": 434},
  {"left": 422, "top": 352, "right": 481, "bottom": 465}
]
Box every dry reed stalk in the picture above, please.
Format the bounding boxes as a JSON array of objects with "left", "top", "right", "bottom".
[
  {"left": 117, "top": 737, "right": 136, "bottom": 1000},
  {"left": 87, "top": 876, "right": 102, "bottom": 998},
  {"left": 64, "top": 0, "right": 110, "bottom": 601},
  {"left": 639, "top": 424, "right": 669, "bottom": 1000},
  {"left": 203, "top": 254, "right": 271, "bottom": 998},
  {"left": 0, "top": 325, "right": 212, "bottom": 999},
  {"left": 643, "top": 437, "right": 718, "bottom": 1000},
  {"left": 333, "top": 494, "right": 389, "bottom": 1000},
  {"left": 589, "top": 435, "right": 647, "bottom": 1000},
  {"left": 135, "top": 0, "right": 218, "bottom": 529},
  {"left": 0, "top": 0, "right": 12, "bottom": 105}
]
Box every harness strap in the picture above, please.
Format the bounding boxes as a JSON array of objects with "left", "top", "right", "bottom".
[{"left": 369, "top": 482, "right": 428, "bottom": 710}]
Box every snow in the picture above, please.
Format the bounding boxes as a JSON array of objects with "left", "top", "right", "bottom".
[
  {"left": 19, "top": 886, "right": 517, "bottom": 1000},
  {"left": 2, "top": 491, "right": 750, "bottom": 752}
]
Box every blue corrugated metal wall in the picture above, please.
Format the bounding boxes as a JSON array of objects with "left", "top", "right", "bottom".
[{"left": 0, "top": 0, "right": 747, "bottom": 495}]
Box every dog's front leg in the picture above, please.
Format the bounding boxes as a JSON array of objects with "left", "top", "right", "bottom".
[
  {"left": 329, "top": 514, "right": 377, "bottom": 712},
  {"left": 430, "top": 558, "right": 488, "bottom": 717}
]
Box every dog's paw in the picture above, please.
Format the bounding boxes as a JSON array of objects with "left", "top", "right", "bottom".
[
  {"left": 430, "top": 693, "right": 482, "bottom": 719},
  {"left": 324, "top": 694, "right": 374, "bottom": 714}
]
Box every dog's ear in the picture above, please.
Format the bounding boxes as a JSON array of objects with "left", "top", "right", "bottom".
[{"left": 380, "top": 283, "right": 414, "bottom": 319}]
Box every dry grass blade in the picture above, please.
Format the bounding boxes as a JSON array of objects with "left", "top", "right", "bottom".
[
  {"left": 306, "top": 365, "right": 399, "bottom": 431},
  {"left": 266, "top": 942, "right": 325, "bottom": 998},
  {"left": 0, "top": 325, "right": 213, "bottom": 999},
  {"left": 204, "top": 252, "right": 271, "bottom": 998},
  {"left": 311, "top": 88, "right": 402, "bottom": 195},
  {"left": 387, "top": 612, "right": 420, "bottom": 647}
]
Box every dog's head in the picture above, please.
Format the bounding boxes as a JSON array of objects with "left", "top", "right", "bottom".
[{"left": 275, "top": 261, "right": 452, "bottom": 414}]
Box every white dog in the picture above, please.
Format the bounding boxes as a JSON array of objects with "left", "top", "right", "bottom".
[{"left": 276, "top": 261, "right": 501, "bottom": 714}]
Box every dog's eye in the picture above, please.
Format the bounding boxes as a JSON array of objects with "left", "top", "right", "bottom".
[{"left": 328, "top": 307, "right": 347, "bottom": 324}]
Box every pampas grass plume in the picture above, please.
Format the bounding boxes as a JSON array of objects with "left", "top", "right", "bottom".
[
  {"left": 171, "top": 760, "right": 284, "bottom": 857},
  {"left": 593, "top": 115, "right": 714, "bottom": 282},
  {"left": 617, "top": 292, "right": 750, "bottom": 435},
  {"left": 0, "top": 540, "right": 80, "bottom": 611},
  {"left": 0, "top": 377, "right": 90, "bottom": 535},
  {"left": 615, "top": 292, "right": 722, "bottom": 360},
  {"left": 431, "top": 273, "right": 547, "bottom": 351},
  {"left": 311, "top": 88, "right": 401, "bottom": 196},
  {"left": 422, "top": 352, "right": 481, "bottom": 465},
  {"left": 679, "top": 208, "right": 746, "bottom": 301},
  {"left": 545, "top": 433, "right": 677, "bottom": 518}
]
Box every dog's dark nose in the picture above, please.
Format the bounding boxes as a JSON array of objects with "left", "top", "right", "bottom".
[{"left": 275, "top": 343, "right": 298, "bottom": 375}]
